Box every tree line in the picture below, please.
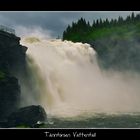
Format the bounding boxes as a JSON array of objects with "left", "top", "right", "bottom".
[{"left": 63, "top": 12, "right": 140, "bottom": 41}]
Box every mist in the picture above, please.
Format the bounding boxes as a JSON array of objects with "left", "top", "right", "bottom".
[{"left": 18, "top": 30, "right": 140, "bottom": 118}]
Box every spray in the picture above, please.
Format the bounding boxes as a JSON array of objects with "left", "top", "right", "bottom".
[{"left": 20, "top": 36, "right": 140, "bottom": 118}]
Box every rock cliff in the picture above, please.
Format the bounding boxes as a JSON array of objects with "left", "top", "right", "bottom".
[{"left": 0, "top": 30, "right": 27, "bottom": 120}]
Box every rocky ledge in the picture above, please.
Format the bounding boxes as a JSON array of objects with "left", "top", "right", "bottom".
[{"left": 0, "top": 105, "right": 47, "bottom": 128}]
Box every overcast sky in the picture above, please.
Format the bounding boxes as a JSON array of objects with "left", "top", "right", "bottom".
[{"left": 0, "top": 11, "right": 140, "bottom": 38}]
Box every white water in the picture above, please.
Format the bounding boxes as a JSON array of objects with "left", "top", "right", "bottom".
[{"left": 20, "top": 36, "right": 140, "bottom": 118}]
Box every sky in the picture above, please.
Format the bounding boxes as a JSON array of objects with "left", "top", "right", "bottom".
[{"left": 0, "top": 11, "right": 140, "bottom": 38}]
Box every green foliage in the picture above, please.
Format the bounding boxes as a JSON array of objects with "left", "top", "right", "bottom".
[
  {"left": 63, "top": 17, "right": 92, "bottom": 42},
  {"left": 62, "top": 12, "right": 140, "bottom": 42},
  {"left": 0, "top": 70, "right": 6, "bottom": 80},
  {"left": 62, "top": 12, "right": 140, "bottom": 71},
  {"left": 16, "top": 125, "right": 30, "bottom": 128}
]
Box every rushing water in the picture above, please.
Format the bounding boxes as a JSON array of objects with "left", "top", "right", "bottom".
[{"left": 20, "top": 36, "right": 140, "bottom": 127}]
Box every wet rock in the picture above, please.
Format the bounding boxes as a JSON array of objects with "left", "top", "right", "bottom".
[
  {"left": 0, "top": 76, "right": 20, "bottom": 120},
  {"left": 0, "top": 29, "right": 27, "bottom": 121},
  {"left": 7, "top": 105, "right": 47, "bottom": 127}
]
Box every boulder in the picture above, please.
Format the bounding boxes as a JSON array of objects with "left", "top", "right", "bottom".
[{"left": 7, "top": 105, "right": 47, "bottom": 127}]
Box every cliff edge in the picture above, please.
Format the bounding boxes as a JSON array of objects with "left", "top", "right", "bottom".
[{"left": 0, "top": 30, "right": 27, "bottom": 120}]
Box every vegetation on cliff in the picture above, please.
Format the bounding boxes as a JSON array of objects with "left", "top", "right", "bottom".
[
  {"left": 63, "top": 13, "right": 140, "bottom": 71},
  {"left": 63, "top": 13, "right": 140, "bottom": 42}
]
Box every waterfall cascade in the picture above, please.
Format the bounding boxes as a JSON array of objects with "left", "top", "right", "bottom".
[{"left": 20, "top": 36, "right": 140, "bottom": 118}]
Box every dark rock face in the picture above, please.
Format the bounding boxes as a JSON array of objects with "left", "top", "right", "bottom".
[
  {"left": 0, "top": 30, "right": 27, "bottom": 120},
  {"left": 0, "top": 31, "right": 27, "bottom": 75},
  {"left": 0, "top": 30, "right": 47, "bottom": 128},
  {"left": 7, "top": 105, "right": 47, "bottom": 127},
  {"left": 0, "top": 76, "right": 20, "bottom": 120}
]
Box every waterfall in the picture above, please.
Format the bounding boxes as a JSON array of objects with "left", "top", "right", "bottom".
[{"left": 20, "top": 36, "right": 140, "bottom": 118}]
